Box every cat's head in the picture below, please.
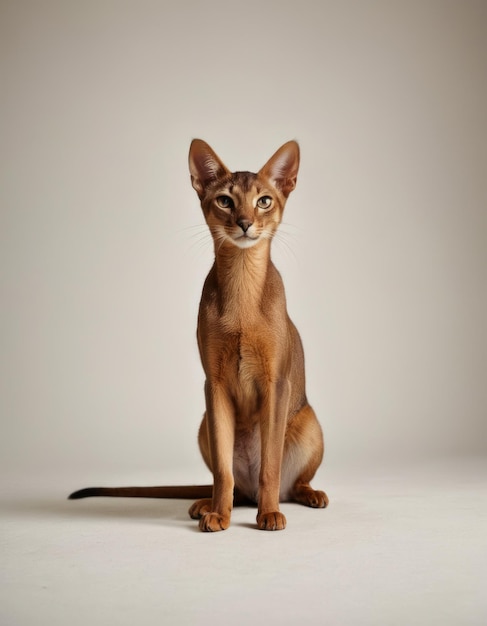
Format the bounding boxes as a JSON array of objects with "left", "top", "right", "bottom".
[{"left": 189, "top": 139, "right": 299, "bottom": 250}]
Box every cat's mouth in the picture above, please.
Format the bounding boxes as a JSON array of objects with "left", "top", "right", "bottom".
[
  {"left": 232, "top": 233, "right": 260, "bottom": 249},
  {"left": 214, "top": 225, "right": 262, "bottom": 249},
  {"left": 231, "top": 232, "right": 260, "bottom": 248}
]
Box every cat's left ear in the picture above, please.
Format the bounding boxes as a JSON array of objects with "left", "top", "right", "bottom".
[{"left": 259, "top": 141, "right": 300, "bottom": 198}]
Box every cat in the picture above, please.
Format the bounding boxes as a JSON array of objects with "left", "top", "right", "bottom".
[{"left": 69, "top": 139, "right": 328, "bottom": 531}]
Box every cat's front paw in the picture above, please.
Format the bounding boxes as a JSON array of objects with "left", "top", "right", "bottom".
[
  {"left": 199, "top": 512, "right": 230, "bottom": 532},
  {"left": 256, "top": 511, "right": 287, "bottom": 531}
]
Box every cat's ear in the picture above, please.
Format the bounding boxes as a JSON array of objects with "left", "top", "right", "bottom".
[
  {"left": 259, "top": 141, "right": 300, "bottom": 197},
  {"left": 189, "top": 139, "right": 229, "bottom": 199}
]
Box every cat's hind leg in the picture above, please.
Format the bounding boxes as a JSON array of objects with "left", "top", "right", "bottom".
[
  {"left": 293, "top": 481, "right": 329, "bottom": 508},
  {"left": 281, "top": 404, "right": 329, "bottom": 508},
  {"left": 188, "top": 498, "right": 212, "bottom": 519}
]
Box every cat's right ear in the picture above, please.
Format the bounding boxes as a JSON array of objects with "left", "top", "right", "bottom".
[{"left": 188, "top": 139, "right": 229, "bottom": 199}]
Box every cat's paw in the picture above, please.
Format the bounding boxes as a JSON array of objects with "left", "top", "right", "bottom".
[
  {"left": 199, "top": 512, "right": 230, "bottom": 532},
  {"left": 294, "top": 487, "right": 329, "bottom": 508},
  {"left": 188, "top": 498, "right": 212, "bottom": 519},
  {"left": 305, "top": 489, "right": 329, "bottom": 508},
  {"left": 256, "top": 511, "right": 287, "bottom": 531}
]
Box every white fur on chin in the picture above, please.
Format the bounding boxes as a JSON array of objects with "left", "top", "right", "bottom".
[{"left": 231, "top": 236, "right": 261, "bottom": 249}]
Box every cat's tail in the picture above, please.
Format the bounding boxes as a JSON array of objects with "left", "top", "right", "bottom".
[{"left": 68, "top": 485, "right": 213, "bottom": 500}]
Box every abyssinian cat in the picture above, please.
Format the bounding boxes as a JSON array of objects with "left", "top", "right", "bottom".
[{"left": 69, "top": 139, "right": 328, "bottom": 531}]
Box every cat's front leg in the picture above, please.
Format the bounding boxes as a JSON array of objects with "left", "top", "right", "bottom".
[
  {"left": 257, "top": 378, "right": 290, "bottom": 531},
  {"left": 199, "top": 381, "right": 235, "bottom": 532}
]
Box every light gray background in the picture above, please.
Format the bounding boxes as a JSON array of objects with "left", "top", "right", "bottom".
[
  {"left": 2, "top": 0, "right": 486, "bottom": 477},
  {"left": 1, "top": 2, "right": 487, "bottom": 625}
]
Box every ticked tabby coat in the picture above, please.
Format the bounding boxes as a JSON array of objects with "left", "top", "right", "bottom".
[{"left": 69, "top": 139, "right": 328, "bottom": 531}]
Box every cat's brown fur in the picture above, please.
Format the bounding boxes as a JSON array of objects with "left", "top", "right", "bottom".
[{"left": 69, "top": 139, "right": 328, "bottom": 531}]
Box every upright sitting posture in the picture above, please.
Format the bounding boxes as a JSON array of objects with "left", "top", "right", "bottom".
[{"left": 69, "top": 140, "right": 328, "bottom": 531}]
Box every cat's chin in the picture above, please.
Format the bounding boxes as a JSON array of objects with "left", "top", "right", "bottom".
[{"left": 230, "top": 235, "right": 261, "bottom": 249}]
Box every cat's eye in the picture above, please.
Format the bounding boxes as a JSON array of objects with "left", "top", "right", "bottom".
[
  {"left": 216, "top": 195, "right": 234, "bottom": 210},
  {"left": 257, "top": 196, "right": 272, "bottom": 210}
]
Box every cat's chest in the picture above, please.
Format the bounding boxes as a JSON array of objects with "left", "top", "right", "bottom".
[
  {"left": 215, "top": 331, "right": 271, "bottom": 413},
  {"left": 236, "top": 338, "right": 265, "bottom": 392}
]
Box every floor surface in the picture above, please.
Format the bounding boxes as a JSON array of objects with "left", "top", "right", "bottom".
[{"left": 1, "top": 456, "right": 486, "bottom": 625}]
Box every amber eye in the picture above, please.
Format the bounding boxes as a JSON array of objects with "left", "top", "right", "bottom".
[
  {"left": 216, "top": 195, "right": 234, "bottom": 210},
  {"left": 257, "top": 196, "right": 272, "bottom": 210}
]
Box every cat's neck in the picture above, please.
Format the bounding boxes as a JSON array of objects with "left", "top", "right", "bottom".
[{"left": 213, "top": 239, "right": 273, "bottom": 324}]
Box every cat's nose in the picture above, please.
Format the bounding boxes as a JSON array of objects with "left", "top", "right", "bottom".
[{"left": 236, "top": 219, "right": 252, "bottom": 233}]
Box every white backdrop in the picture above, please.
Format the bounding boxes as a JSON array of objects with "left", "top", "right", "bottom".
[{"left": 1, "top": 0, "right": 486, "bottom": 482}]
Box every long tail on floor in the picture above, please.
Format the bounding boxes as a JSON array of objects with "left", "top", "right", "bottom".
[{"left": 68, "top": 485, "right": 213, "bottom": 500}]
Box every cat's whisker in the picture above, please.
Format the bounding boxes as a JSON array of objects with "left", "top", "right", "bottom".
[
  {"left": 186, "top": 228, "right": 211, "bottom": 242},
  {"left": 184, "top": 225, "right": 211, "bottom": 241},
  {"left": 187, "top": 234, "right": 212, "bottom": 255},
  {"left": 273, "top": 231, "right": 300, "bottom": 265},
  {"left": 178, "top": 222, "right": 209, "bottom": 233},
  {"left": 204, "top": 225, "right": 227, "bottom": 255},
  {"left": 186, "top": 234, "right": 212, "bottom": 251},
  {"left": 276, "top": 225, "right": 301, "bottom": 244},
  {"left": 182, "top": 224, "right": 209, "bottom": 238},
  {"left": 280, "top": 220, "right": 303, "bottom": 233},
  {"left": 181, "top": 224, "right": 210, "bottom": 246},
  {"left": 215, "top": 234, "right": 228, "bottom": 255},
  {"left": 182, "top": 225, "right": 214, "bottom": 261},
  {"left": 277, "top": 227, "right": 302, "bottom": 256}
]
